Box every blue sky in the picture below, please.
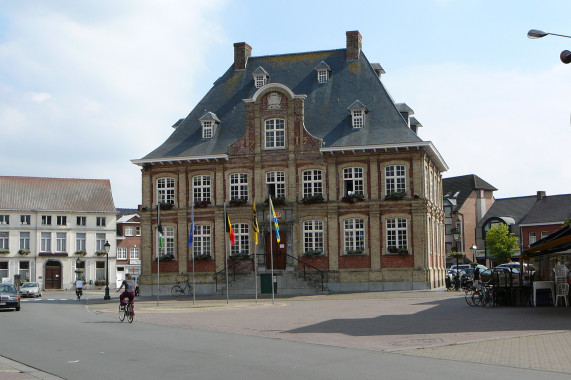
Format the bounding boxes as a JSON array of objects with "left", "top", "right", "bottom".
[{"left": 1, "top": 0, "right": 571, "bottom": 207}]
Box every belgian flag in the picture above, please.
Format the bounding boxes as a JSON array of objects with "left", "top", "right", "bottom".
[{"left": 226, "top": 213, "right": 235, "bottom": 246}]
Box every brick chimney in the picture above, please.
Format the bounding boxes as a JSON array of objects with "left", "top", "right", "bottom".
[
  {"left": 233, "top": 42, "right": 252, "bottom": 70},
  {"left": 346, "top": 31, "right": 362, "bottom": 60},
  {"left": 537, "top": 191, "right": 546, "bottom": 201}
]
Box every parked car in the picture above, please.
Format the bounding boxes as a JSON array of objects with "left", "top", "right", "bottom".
[
  {"left": 20, "top": 282, "right": 42, "bottom": 298},
  {"left": 0, "top": 283, "right": 21, "bottom": 311},
  {"left": 480, "top": 267, "right": 520, "bottom": 285},
  {"left": 497, "top": 262, "right": 535, "bottom": 272}
]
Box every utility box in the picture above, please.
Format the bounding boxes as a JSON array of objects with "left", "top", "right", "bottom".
[{"left": 260, "top": 273, "right": 277, "bottom": 294}]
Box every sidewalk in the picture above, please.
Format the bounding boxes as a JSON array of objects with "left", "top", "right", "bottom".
[{"left": 0, "top": 356, "right": 63, "bottom": 380}]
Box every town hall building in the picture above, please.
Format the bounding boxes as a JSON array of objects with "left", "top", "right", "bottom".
[{"left": 132, "top": 31, "right": 448, "bottom": 294}]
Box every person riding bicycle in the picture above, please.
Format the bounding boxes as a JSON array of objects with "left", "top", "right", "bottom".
[
  {"left": 117, "top": 273, "right": 136, "bottom": 315},
  {"left": 75, "top": 278, "right": 83, "bottom": 300}
]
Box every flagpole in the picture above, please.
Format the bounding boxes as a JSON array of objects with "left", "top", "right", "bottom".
[
  {"left": 224, "top": 202, "right": 229, "bottom": 304},
  {"left": 156, "top": 203, "right": 160, "bottom": 307},
  {"left": 191, "top": 204, "right": 195, "bottom": 305},
  {"left": 269, "top": 197, "right": 275, "bottom": 305},
  {"left": 254, "top": 203, "right": 258, "bottom": 303}
]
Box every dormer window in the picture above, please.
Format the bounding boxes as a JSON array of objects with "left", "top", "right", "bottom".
[
  {"left": 199, "top": 112, "right": 220, "bottom": 139},
  {"left": 314, "top": 61, "right": 331, "bottom": 83},
  {"left": 347, "top": 100, "right": 368, "bottom": 128},
  {"left": 252, "top": 66, "right": 269, "bottom": 88}
]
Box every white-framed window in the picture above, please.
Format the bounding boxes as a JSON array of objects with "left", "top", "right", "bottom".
[
  {"left": 117, "top": 248, "right": 127, "bottom": 260},
  {"left": 19, "top": 261, "right": 29, "bottom": 282},
  {"left": 56, "top": 232, "right": 66, "bottom": 252},
  {"left": 529, "top": 232, "right": 536, "bottom": 245},
  {"left": 317, "top": 70, "right": 328, "bottom": 83},
  {"left": 76, "top": 233, "right": 86, "bottom": 251},
  {"left": 161, "top": 226, "right": 175, "bottom": 256},
  {"left": 77, "top": 216, "right": 86, "bottom": 226},
  {"left": 41, "top": 232, "right": 51, "bottom": 252},
  {"left": 303, "top": 220, "right": 324, "bottom": 254},
  {"left": 385, "top": 165, "right": 406, "bottom": 195},
  {"left": 130, "top": 247, "right": 140, "bottom": 259},
  {"left": 386, "top": 218, "right": 408, "bottom": 251},
  {"left": 20, "top": 232, "right": 30, "bottom": 250},
  {"left": 96, "top": 233, "right": 106, "bottom": 252},
  {"left": 0, "top": 262, "right": 7, "bottom": 279},
  {"left": 351, "top": 110, "right": 364, "bottom": 128},
  {"left": 254, "top": 75, "right": 266, "bottom": 88},
  {"left": 56, "top": 216, "right": 67, "bottom": 226},
  {"left": 124, "top": 227, "right": 134, "bottom": 236},
  {"left": 20, "top": 215, "right": 30, "bottom": 225},
  {"left": 96, "top": 261, "right": 105, "bottom": 281},
  {"left": 264, "top": 119, "right": 285, "bottom": 149},
  {"left": 230, "top": 223, "right": 249, "bottom": 255},
  {"left": 343, "top": 167, "right": 364, "bottom": 196},
  {"left": 344, "top": 218, "right": 365, "bottom": 254},
  {"left": 541, "top": 231, "right": 549, "bottom": 239},
  {"left": 42, "top": 215, "right": 51, "bottom": 225},
  {"left": 266, "top": 171, "right": 285, "bottom": 199},
  {"left": 136, "top": 226, "right": 141, "bottom": 236},
  {"left": 302, "top": 170, "right": 323, "bottom": 198},
  {"left": 0, "top": 231, "right": 8, "bottom": 250},
  {"left": 230, "top": 173, "right": 248, "bottom": 201},
  {"left": 157, "top": 177, "right": 176, "bottom": 205},
  {"left": 0, "top": 215, "right": 8, "bottom": 225},
  {"left": 193, "top": 175, "right": 211, "bottom": 203},
  {"left": 193, "top": 225, "right": 211, "bottom": 257},
  {"left": 96, "top": 217, "right": 106, "bottom": 227},
  {"left": 202, "top": 120, "right": 213, "bottom": 139}
]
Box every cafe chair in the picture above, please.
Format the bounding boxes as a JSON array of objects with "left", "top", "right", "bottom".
[{"left": 554, "top": 282, "right": 569, "bottom": 307}]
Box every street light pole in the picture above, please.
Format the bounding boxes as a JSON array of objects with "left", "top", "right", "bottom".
[
  {"left": 104, "top": 240, "right": 111, "bottom": 300},
  {"left": 471, "top": 245, "right": 477, "bottom": 264},
  {"left": 527, "top": 29, "right": 571, "bottom": 63}
]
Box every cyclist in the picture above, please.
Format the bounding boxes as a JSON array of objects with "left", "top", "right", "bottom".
[
  {"left": 75, "top": 278, "right": 83, "bottom": 300},
  {"left": 117, "top": 273, "right": 136, "bottom": 316}
]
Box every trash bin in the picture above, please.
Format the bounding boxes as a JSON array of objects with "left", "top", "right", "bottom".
[{"left": 260, "top": 273, "right": 277, "bottom": 294}]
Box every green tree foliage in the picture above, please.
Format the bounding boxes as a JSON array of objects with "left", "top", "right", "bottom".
[{"left": 486, "top": 224, "right": 518, "bottom": 264}]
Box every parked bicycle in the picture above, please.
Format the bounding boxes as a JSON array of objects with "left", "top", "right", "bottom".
[
  {"left": 465, "top": 282, "right": 495, "bottom": 307},
  {"left": 171, "top": 279, "right": 193, "bottom": 296},
  {"left": 119, "top": 302, "right": 134, "bottom": 323}
]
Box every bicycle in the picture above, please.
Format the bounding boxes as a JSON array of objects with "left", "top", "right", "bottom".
[
  {"left": 119, "top": 302, "right": 134, "bottom": 323},
  {"left": 171, "top": 280, "right": 193, "bottom": 296}
]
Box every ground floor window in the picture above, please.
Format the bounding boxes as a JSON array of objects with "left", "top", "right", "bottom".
[
  {"left": 0, "top": 261, "right": 7, "bottom": 279},
  {"left": 19, "top": 261, "right": 29, "bottom": 282},
  {"left": 303, "top": 220, "right": 324, "bottom": 254},
  {"left": 193, "top": 225, "right": 211, "bottom": 258},
  {"left": 96, "top": 261, "right": 105, "bottom": 281},
  {"left": 344, "top": 218, "right": 365, "bottom": 254},
  {"left": 386, "top": 218, "right": 408, "bottom": 252},
  {"left": 231, "top": 223, "right": 249, "bottom": 256}
]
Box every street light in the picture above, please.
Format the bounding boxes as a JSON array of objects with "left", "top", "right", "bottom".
[
  {"left": 471, "top": 245, "right": 477, "bottom": 264},
  {"left": 104, "top": 240, "right": 111, "bottom": 300},
  {"left": 527, "top": 29, "right": 571, "bottom": 64}
]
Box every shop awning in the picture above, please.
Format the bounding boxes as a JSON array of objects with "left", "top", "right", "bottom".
[{"left": 526, "top": 226, "right": 571, "bottom": 256}]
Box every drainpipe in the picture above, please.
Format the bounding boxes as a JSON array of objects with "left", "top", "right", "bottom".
[{"left": 458, "top": 212, "right": 465, "bottom": 260}]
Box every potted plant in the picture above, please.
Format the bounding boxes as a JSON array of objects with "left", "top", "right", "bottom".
[
  {"left": 387, "top": 246, "right": 399, "bottom": 254},
  {"left": 264, "top": 197, "right": 286, "bottom": 207},
  {"left": 95, "top": 250, "right": 107, "bottom": 256},
  {"left": 341, "top": 192, "right": 365, "bottom": 204},
  {"left": 154, "top": 253, "right": 175, "bottom": 261},
  {"left": 302, "top": 249, "right": 323, "bottom": 257},
  {"left": 397, "top": 247, "right": 409, "bottom": 255},
  {"left": 18, "top": 249, "right": 30, "bottom": 255},
  {"left": 230, "top": 252, "right": 250, "bottom": 259},
  {"left": 301, "top": 193, "right": 324, "bottom": 205},
  {"left": 194, "top": 199, "right": 211, "bottom": 208},
  {"left": 0, "top": 248, "right": 9, "bottom": 254},
  {"left": 384, "top": 191, "right": 407, "bottom": 201},
  {"left": 75, "top": 250, "right": 87, "bottom": 256},
  {"left": 346, "top": 249, "right": 365, "bottom": 255},
  {"left": 159, "top": 201, "right": 174, "bottom": 210},
  {"left": 193, "top": 253, "right": 212, "bottom": 260},
  {"left": 229, "top": 197, "right": 247, "bottom": 207}
]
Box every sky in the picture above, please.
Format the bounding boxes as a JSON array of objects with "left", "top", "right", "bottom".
[{"left": 1, "top": 0, "right": 571, "bottom": 208}]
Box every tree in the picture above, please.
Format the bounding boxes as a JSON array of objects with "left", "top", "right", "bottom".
[{"left": 486, "top": 224, "right": 518, "bottom": 264}]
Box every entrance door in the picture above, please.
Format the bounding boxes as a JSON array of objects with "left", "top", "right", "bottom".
[
  {"left": 265, "top": 232, "right": 287, "bottom": 270},
  {"left": 45, "top": 261, "right": 62, "bottom": 289}
]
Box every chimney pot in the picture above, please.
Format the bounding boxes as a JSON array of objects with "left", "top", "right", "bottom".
[
  {"left": 537, "top": 191, "right": 546, "bottom": 201},
  {"left": 233, "top": 42, "right": 252, "bottom": 70},
  {"left": 346, "top": 31, "right": 362, "bottom": 60}
]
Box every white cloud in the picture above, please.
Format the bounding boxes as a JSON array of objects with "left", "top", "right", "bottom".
[
  {"left": 0, "top": 0, "right": 227, "bottom": 207},
  {"left": 385, "top": 62, "right": 571, "bottom": 198}
]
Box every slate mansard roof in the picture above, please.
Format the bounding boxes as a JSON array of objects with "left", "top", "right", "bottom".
[
  {"left": 443, "top": 174, "right": 497, "bottom": 210},
  {"left": 134, "top": 38, "right": 447, "bottom": 171},
  {"left": 0, "top": 176, "right": 116, "bottom": 213}
]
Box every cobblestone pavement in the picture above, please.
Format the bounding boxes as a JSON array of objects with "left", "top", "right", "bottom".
[{"left": 87, "top": 290, "right": 571, "bottom": 374}]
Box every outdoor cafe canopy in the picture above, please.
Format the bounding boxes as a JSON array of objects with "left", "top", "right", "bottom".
[{"left": 525, "top": 225, "right": 571, "bottom": 257}]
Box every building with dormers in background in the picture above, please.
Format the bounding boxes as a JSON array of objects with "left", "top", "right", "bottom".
[
  {"left": 132, "top": 31, "right": 449, "bottom": 294},
  {"left": 0, "top": 176, "right": 116, "bottom": 290},
  {"left": 115, "top": 208, "right": 141, "bottom": 288}
]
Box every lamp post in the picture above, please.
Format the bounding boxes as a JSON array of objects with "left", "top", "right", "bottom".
[
  {"left": 104, "top": 240, "right": 111, "bottom": 300},
  {"left": 471, "top": 245, "right": 477, "bottom": 264},
  {"left": 527, "top": 29, "right": 571, "bottom": 64}
]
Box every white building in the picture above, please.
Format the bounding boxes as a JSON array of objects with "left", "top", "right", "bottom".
[{"left": 0, "top": 176, "right": 116, "bottom": 290}]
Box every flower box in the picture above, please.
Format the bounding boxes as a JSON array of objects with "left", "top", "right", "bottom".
[
  {"left": 301, "top": 194, "right": 324, "bottom": 205},
  {"left": 264, "top": 197, "right": 286, "bottom": 207},
  {"left": 229, "top": 197, "right": 247, "bottom": 207},
  {"left": 302, "top": 250, "right": 323, "bottom": 258},
  {"left": 0, "top": 249, "right": 9, "bottom": 254},
  {"left": 159, "top": 202, "right": 174, "bottom": 210},
  {"left": 95, "top": 250, "right": 107, "bottom": 256},
  {"left": 384, "top": 191, "right": 407, "bottom": 201},
  {"left": 18, "top": 249, "right": 30, "bottom": 255},
  {"left": 75, "top": 250, "right": 87, "bottom": 256},
  {"left": 194, "top": 200, "right": 211, "bottom": 208},
  {"left": 341, "top": 193, "right": 364, "bottom": 204}
]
